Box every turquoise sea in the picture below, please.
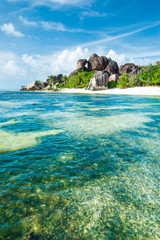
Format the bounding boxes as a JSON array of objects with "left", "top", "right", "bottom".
[{"left": 0, "top": 91, "right": 160, "bottom": 240}]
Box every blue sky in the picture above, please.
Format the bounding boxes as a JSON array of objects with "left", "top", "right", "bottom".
[{"left": 0, "top": 0, "right": 160, "bottom": 89}]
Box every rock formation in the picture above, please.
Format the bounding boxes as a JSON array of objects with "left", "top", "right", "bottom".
[
  {"left": 68, "top": 59, "right": 91, "bottom": 78},
  {"left": 21, "top": 81, "right": 44, "bottom": 91},
  {"left": 47, "top": 74, "right": 63, "bottom": 84},
  {"left": 86, "top": 71, "right": 109, "bottom": 91},
  {"left": 88, "top": 54, "right": 109, "bottom": 71},
  {"left": 21, "top": 74, "right": 64, "bottom": 91},
  {"left": 68, "top": 69, "right": 81, "bottom": 78},
  {"left": 77, "top": 59, "right": 88, "bottom": 69},
  {"left": 20, "top": 52, "right": 148, "bottom": 91},
  {"left": 105, "top": 60, "right": 119, "bottom": 75},
  {"left": 119, "top": 63, "right": 138, "bottom": 75},
  {"left": 108, "top": 74, "right": 118, "bottom": 83},
  {"left": 68, "top": 54, "right": 119, "bottom": 80}
]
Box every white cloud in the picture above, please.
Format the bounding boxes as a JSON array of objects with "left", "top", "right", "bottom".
[
  {"left": 19, "top": 16, "right": 37, "bottom": 27},
  {"left": 3, "top": 61, "right": 23, "bottom": 75},
  {"left": 0, "top": 47, "right": 88, "bottom": 88},
  {"left": 1, "top": 48, "right": 89, "bottom": 89},
  {"left": 7, "top": 0, "right": 94, "bottom": 8},
  {"left": 0, "top": 52, "right": 25, "bottom": 76},
  {"left": 107, "top": 50, "right": 125, "bottom": 65},
  {"left": 129, "top": 57, "right": 157, "bottom": 66},
  {"left": 80, "top": 21, "right": 160, "bottom": 47},
  {"left": 51, "top": 47, "right": 89, "bottom": 73},
  {"left": 1, "top": 23, "right": 24, "bottom": 37},
  {"left": 81, "top": 10, "right": 107, "bottom": 18},
  {"left": 1, "top": 47, "right": 160, "bottom": 89},
  {"left": 41, "top": 21, "right": 66, "bottom": 31},
  {"left": 22, "top": 47, "right": 89, "bottom": 76},
  {"left": 0, "top": 52, "right": 26, "bottom": 89},
  {"left": 40, "top": 21, "right": 102, "bottom": 33},
  {"left": 124, "top": 50, "right": 160, "bottom": 59},
  {"left": 106, "top": 49, "right": 159, "bottom": 66}
]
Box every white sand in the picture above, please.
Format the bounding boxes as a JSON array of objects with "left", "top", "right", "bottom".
[{"left": 59, "top": 87, "right": 160, "bottom": 96}]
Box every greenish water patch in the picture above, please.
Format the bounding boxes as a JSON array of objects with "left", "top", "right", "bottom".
[
  {"left": 0, "top": 128, "right": 63, "bottom": 152},
  {"left": 0, "top": 91, "right": 160, "bottom": 239}
]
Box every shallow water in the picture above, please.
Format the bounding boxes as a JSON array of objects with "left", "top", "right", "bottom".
[{"left": 0, "top": 91, "right": 160, "bottom": 240}]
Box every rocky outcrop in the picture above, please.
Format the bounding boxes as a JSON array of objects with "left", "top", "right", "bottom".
[
  {"left": 69, "top": 59, "right": 91, "bottom": 78},
  {"left": 88, "top": 54, "right": 109, "bottom": 71},
  {"left": 52, "top": 82, "right": 60, "bottom": 91},
  {"left": 86, "top": 71, "right": 109, "bottom": 91},
  {"left": 45, "top": 82, "right": 59, "bottom": 91},
  {"left": 21, "top": 79, "right": 60, "bottom": 92},
  {"left": 108, "top": 74, "right": 118, "bottom": 83},
  {"left": 68, "top": 54, "right": 120, "bottom": 79},
  {"left": 119, "top": 63, "right": 138, "bottom": 75},
  {"left": 21, "top": 51, "right": 150, "bottom": 92},
  {"left": 47, "top": 74, "right": 63, "bottom": 84},
  {"left": 105, "top": 60, "right": 119, "bottom": 75},
  {"left": 77, "top": 59, "right": 88, "bottom": 69},
  {"left": 21, "top": 81, "right": 44, "bottom": 91},
  {"left": 56, "top": 74, "right": 63, "bottom": 82},
  {"left": 68, "top": 68, "right": 81, "bottom": 78}
]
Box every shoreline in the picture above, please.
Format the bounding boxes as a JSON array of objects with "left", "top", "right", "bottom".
[
  {"left": 58, "top": 86, "right": 160, "bottom": 96},
  {"left": 5, "top": 86, "right": 159, "bottom": 96}
]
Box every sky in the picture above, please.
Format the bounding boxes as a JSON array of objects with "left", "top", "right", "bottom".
[{"left": 0, "top": 0, "right": 160, "bottom": 89}]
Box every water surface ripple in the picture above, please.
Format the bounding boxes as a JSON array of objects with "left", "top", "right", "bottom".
[{"left": 0, "top": 91, "right": 160, "bottom": 240}]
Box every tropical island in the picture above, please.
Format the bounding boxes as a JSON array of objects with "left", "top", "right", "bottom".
[{"left": 20, "top": 53, "right": 160, "bottom": 94}]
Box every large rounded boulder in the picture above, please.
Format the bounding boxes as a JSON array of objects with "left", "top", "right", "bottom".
[
  {"left": 119, "top": 63, "right": 138, "bottom": 75},
  {"left": 88, "top": 54, "right": 109, "bottom": 71},
  {"left": 108, "top": 74, "right": 118, "bottom": 83},
  {"left": 86, "top": 71, "right": 109, "bottom": 91},
  {"left": 77, "top": 59, "right": 88, "bottom": 69},
  {"left": 25, "top": 81, "right": 43, "bottom": 91},
  {"left": 105, "top": 60, "right": 119, "bottom": 75}
]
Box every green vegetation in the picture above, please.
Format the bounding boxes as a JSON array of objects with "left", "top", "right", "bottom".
[
  {"left": 62, "top": 75, "right": 68, "bottom": 84},
  {"left": 119, "top": 74, "right": 136, "bottom": 88},
  {"left": 47, "top": 75, "right": 54, "bottom": 83},
  {"left": 58, "top": 75, "right": 68, "bottom": 88},
  {"left": 136, "top": 62, "right": 160, "bottom": 86},
  {"left": 117, "top": 61, "right": 160, "bottom": 88},
  {"left": 117, "top": 74, "right": 131, "bottom": 88},
  {"left": 108, "top": 81, "right": 117, "bottom": 88},
  {"left": 151, "top": 69, "right": 160, "bottom": 85},
  {"left": 58, "top": 82, "right": 65, "bottom": 88},
  {"left": 64, "top": 70, "right": 95, "bottom": 88},
  {"left": 47, "top": 74, "right": 68, "bottom": 88},
  {"left": 48, "top": 62, "right": 160, "bottom": 90}
]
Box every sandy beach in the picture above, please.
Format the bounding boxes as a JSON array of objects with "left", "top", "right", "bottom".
[{"left": 59, "top": 86, "right": 160, "bottom": 96}]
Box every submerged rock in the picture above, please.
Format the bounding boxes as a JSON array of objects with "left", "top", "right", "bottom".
[
  {"left": 86, "top": 71, "right": 109, "bottom": 91},
  {"left": 24, "top": 231, "right": 42, "bottom": 240}
]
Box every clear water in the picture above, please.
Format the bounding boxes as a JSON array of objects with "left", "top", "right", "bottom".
[{"left": 0, "top": 91, "right": 159, "bottom": 240}]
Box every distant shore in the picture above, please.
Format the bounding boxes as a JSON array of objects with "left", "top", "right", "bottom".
[
  {"left": 58, "top": 86, "right": 160, "bottom": 96},
  {"left": 17, "top": 86, "right": 160, "bottom": 96}
]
